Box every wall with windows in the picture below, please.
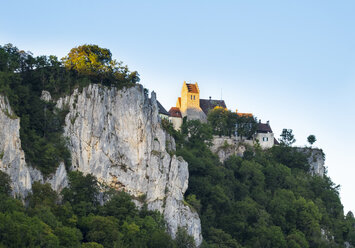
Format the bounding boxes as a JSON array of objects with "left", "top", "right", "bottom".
[{"left": 255, "top": 132, "right": 275, "bottom": 149}]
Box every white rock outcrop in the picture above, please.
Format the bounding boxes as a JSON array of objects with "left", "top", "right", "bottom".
[
  {"left": 0, "top": 95, "right": 67, "bottom": 197},
  {"left": 57, "top": 84, "right": 202, "bottom": 245},
  {"left": 297, "top": 147, "right": 326, "bottom": 177}
]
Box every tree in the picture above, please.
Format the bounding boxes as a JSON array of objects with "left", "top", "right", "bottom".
[
  {"left": 307, "top": 135, "right": 316, "bottom": 146},
  {"left": 62, "top": 45, "right": 113, "bottom": 76},
  {"left": 99, "top": 191, "right": 137, "bottom": 223},
  {"left": 62, "top": 44, "right": 139, "bottom": 86},
  {"left": 207, "top": 228, "right": 242, "bottom": 248},
  {"left": 236, "top": 116, "right": 257, "bottom": 140},
  {"left": 62, "top": 171, "right": 100, "bottom": 216},
  {"left": 279, "top": 129, "right": 296, "bottom": 146},
  {"left": 175, "top": 227, "right": 196, "bottom": 248},
  {"left": 207, "top": 107, "right": 234, "bottom": 137},
  {"left": 181, "top": 119, "right": 213, "bottom": 146},
  {"left": 27, "top": 182, "right": 58, "bottom": 209},
  {"left": 80, "top": 215, "right": 121, "bottom": 247},
  {"left": 0, "top": 171, "right": 11, "bottom": 196}
]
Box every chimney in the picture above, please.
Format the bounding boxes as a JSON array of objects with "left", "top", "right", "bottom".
[
  {"left": 267, "top": 120, "right": 270, "bottom": 125},
  {"left": 259, "top": 119, "right": 261, "bottom": 123}
]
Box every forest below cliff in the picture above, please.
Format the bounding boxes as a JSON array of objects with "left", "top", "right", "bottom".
[
  {"left": 1, "top": 44, "right": 355, "bottom": 248},
  {"left": 163, "top": 119, "right": 355, "bottom": 247}
]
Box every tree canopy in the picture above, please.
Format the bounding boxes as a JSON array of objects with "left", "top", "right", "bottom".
[
  {"left": 0, "top": 171, "right": 195, "bottom": 248},
  {"left": 307, "top": 135, "right": 316, "bottom": 146},
  {"left": 279, "top": 128, "right": 296, "bottom": 146},
  {"left": 62, "top": 44, "right": 140, "bottom": 86},
  {"left": 207, "top": 106, "right": 257, "bottom": 139}
]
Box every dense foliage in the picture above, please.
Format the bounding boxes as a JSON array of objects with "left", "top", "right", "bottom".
[
  {"left": 0, "top": 171, "right": 194, "bottom": 248},
  {"left": 207, "top": 107, "right": 257, "bottom": 139},
  {"left": 0, "top": 44, "right": 139, "bottom": 175},
  {"left": 164, "top": 119, "right": 355, "bottom": 248}
]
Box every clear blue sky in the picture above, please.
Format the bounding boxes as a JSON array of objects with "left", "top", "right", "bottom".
[{"left": 1, "top": 0, "right": 355, "bottom": 212}]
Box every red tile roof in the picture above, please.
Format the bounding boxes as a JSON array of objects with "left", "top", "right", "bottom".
[
  {"left": 186, "top": 83, "right": 198, "bottom": 93},
  {"left": 169, "top": 107, "right": 182, "bottom": 118}
]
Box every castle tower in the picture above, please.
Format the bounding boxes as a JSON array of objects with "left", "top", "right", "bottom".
[
  {"left": 178, "top": 81, "right": 200, "bottom": 113},
  {"left": 175, "top": 81, "right": 205, "bottom": 121}
]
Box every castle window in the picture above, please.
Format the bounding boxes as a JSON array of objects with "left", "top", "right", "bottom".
[
  {"left": 263, "top": 137, "right": 269, "bottom": 142},
  {"left": 191, "top": 95, "right": 192, "bottom": 100},
  {"left": 194, "top": 95, "right": 195, "bottom": 100}
]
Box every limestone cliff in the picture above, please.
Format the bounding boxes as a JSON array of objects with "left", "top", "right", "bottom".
[
  {"left": 211, "top": 136, "right": 325, "bottom": 177},
  {"left": 56, "top": 84, "right": 202, "bottom": 245},
  {"left": 297, "top": 147, "right": 325, "bottom": 177},
  {"left": 0, "top": 84, "right": 202, "bottom": 245},
  {"left": 0, "top": 95, "right": 68, "bottom": 197}
]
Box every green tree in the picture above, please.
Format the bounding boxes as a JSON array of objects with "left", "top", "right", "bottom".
[
  {"left": 80, "top": 215, "right": 121, "bottom": 248},
  {"left": 62, "top": 44, "right": 139, "bottom": 86},
  {"left": 207, "top": 107, "right": 234, "bottom": 137},
  {"left": 0, "top": 171, "right": 11, "bottom": 196},
  {"left": 236, "top": 115, "right": 257, "bottom": 140},
  {"left": 99, "top": 191, "right": 137, "bottom": 223},
  {"left": 81, "top": 243, "right": 103, "bottom": 248},
  {"left": 307, "top": 135, "right": 316, "bottom": 146},
  {"left": 279, "top": 129, "right": 296, "bottom": 146},
  {"left": 207, "top": 228, "right": 241, "bottom": 248},
  {"left": 54, "top": 226, "right": 82, "bottom": 248},
  {"left": 181, "top": 119, "right": 213, "bottom": 146},
  {"left": 175, "top": 227, "right": 196, "bottom": 248},
  {"left": 62, "top": 171, "right": 99, "bottom": 216},
  {"left": 27, "top": 182, "right": 58, "bottom": 209},
  {"left": 148, "top": 230, "right": 175, "bottom": 248},
  {"left": 62, "top": 45, "right": 113, "bottom": 76}
]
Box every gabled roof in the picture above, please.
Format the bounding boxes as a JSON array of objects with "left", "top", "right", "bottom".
[
  {"left": 157, "top": 100, "right": 170, "bottom": 116},
  {"left": 257, "top": 122, "right": 273, "bottom": 133},
  {"left": 199, "top": 99, "right": 227, "bottom": 115},
  {"left": 186, "top": 83, "right": 198, "bottom": 93},
  {"left": 274, "top": 138, "right": 280, "bottom": 145},
  {"left": 169, "top": 107, "right": 182, "bottom": 118}
]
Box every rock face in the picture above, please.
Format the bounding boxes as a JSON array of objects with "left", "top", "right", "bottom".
[
  {"left": 297, "top": 147, "right": 325, "bottom": 177},
  {"left": 0, "top": 95, "right": 67, "bottom": 197},
  {"left": 56, "top": 84, "right": 202, "bottom": 245},
  {"left": 210, "top": 136, "right": 253, "bottom": 162},
  {"left": 211, "top": 136, "right": 326, "bottom": 177},
  {"left": 0, "top": 95, "right": 35, "bottom": 197}
]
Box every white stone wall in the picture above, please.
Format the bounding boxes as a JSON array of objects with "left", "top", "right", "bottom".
[
  {"left": 169, "top": 116, "right": 183, "bottom": 130},
  {"left": 255, "top": 132, "right": 275, "bottom": 149}
]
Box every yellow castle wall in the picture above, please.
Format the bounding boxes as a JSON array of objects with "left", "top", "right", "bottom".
[{"left": 179, "top": 82, "right": 200, "bottom": 116}]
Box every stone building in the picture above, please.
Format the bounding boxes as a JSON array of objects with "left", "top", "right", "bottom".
[
  {"left": 157, "top": 100, "right": 170, "bottom": 120},
  {"left": 163, "top": 81, "right": 278, "bottom": 149},
  {"left": 175, "top": 82, "right": 206, "bottom": 121},
  {"left": 169, "top": 81, "right": 227, "bottom": 129},
  {"left": 255, "top": 120, "right": 279, "bottom": 149},
  {"left": 168, "top": 107, "right": 183, "bottom": 130}
]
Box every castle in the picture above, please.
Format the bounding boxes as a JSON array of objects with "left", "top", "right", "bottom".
[{"left": 157, "top": 81, "right": 277, "bottom": 148}]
